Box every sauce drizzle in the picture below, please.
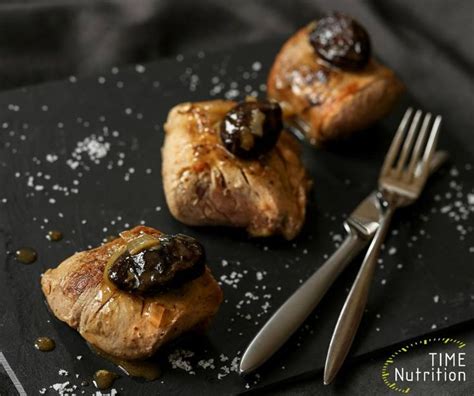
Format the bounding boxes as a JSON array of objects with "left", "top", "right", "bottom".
[{"left": 15, "top": 247, "right": 37, "bottom": 264}]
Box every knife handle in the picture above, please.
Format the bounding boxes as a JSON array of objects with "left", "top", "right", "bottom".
[{"left": 239, "top": 230, "right": 368, "bottom": 374}]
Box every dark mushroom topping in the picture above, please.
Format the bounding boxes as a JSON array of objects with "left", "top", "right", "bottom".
[
  {"left": 106, "top": 234, "right": 205, "bottom": 295},
  {"left": 220, "top": 100, "right": 283, "bottom": 159},
  {"left": 309, "top": 13, "right": 371, "bottom": 70}
]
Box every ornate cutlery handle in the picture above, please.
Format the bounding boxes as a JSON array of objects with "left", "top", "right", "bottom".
[{"left": 324, "top": 207, "right": 395, "bottom": 384}]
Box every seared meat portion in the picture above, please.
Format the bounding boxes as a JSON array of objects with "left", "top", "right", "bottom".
[
  {"left": 267, "top": 22, "right": 404, "bottom": 145},
  {"left": 162, "top": 100, "right": 311, "bottom": 240},
  {"left": 41, "top": 226, "right": 223, "bottom": 360}
]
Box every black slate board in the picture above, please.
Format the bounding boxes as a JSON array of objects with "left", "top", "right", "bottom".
[{"left": 0, "top": 39, "right": 473, "bottom": 395}]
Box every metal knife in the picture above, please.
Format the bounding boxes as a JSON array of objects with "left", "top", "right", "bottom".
[{"left": 239, "top": 151, "right": 448, "bottom": 375}]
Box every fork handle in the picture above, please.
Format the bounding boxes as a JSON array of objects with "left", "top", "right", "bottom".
[
  {"left": 324, "top": 206, "right": 395, "bottom": 384},
  {"left": 239, "top": 230, "right": 368, "bottom": 374}
]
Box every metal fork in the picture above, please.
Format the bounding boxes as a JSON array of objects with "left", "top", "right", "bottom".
[{"left": 324, "top": 108, "right": 442, "bottom": 384}]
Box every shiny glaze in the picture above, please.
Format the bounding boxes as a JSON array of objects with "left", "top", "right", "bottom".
[
  {"left": 220, "top": 100, "right": 283, "bottom": 158},
  {"left": 93, "top": 370, "right": 118, "bottom": 390},
  {"left": 176, "top": 100, "right": 294, "bottom": 182},
  {"left": 15, "top": 247, "right": 37, "bottom": 264},
  {"left": 272, "top": 24, "right": 380, "bottom": 117},
  {"left": 34, "top": 336, "right": 55, "bottom": 352},
  {"left": 267, "top": 23, "right": 399, "bottom": 144},
  {"left": 309, "top": 13, "right": 371, "bottom": 70},
  {"left": 46, "top": 230, "right": 63, "bottom": 241},
  {"left": 92, "top": 346, "right": 161, "bottom": 381},
  {"left": 106, "top": 233, "right": 205, "bottom": 295}
]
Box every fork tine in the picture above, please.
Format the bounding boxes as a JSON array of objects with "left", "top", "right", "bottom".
[
  {"left": 381, "top": 108, "right": 413, "bottom": 176},
  {"left": 418, "top": 115, "right": 442, "bottom": 178},
  {"left": 406, "top": 113, "right": 432, "bottom": 179},
  {"left": 394, "top": 109, "right": 422, "bottom": 175}
]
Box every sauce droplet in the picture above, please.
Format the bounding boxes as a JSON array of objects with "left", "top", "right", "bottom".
[
  {"left": 15, "top": 247, "right": 37, "bottom": 264},
  {"left": 34, "top": 337, "right": 55, "bottom": 352},
  {"left": 90, "top": 345, "right": 161, "bottom": 381},
  {"left": 116, "top": 358, "right": 161, "bottom": 381},
  {"left": 93, "top": 370, "right": 118, "bottom": 390},
  {"left": 46, "top": 230, "right": 63, "bottom": 241}
]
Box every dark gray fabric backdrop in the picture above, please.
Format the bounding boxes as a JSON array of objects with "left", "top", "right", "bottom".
[{"left": 0, "top": 0, "right": 472, "bottom": 91}]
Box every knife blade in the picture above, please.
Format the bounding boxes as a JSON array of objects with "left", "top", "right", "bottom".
[{"left": 239, "top": 151, "right": 448, "bottom": 375}]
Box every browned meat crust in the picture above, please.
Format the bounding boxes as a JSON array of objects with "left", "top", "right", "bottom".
[
  {"left": 162, "top": 100, "right": 311, "bottom": 240},
  {"left": 41, "top": 226, "right": 223, "bottom": 360},
  {"left": 267, "top": 24, "right": 404, "bottom": 145}
]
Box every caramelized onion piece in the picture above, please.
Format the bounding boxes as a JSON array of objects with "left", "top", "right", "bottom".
[
  {"left": 127, "top": 234, "right": 160, "bottom": 255},
  {"left": 103, "top": 245, "right": 127, "bottom": 288}
]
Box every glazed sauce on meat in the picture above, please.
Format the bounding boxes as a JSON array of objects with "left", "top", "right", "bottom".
[
  {"left": 15, "top": 247, "right": 37, "bottom": 264},
  {"left": 91, "top": 346, "right": 161, "bottom": 381},
  {"left": 46, "top": 230, "right": 63, "bottom": 241},
  {"left": 34, "top": 337, "right": 55, "bottom": 352},
  {"left": 93, "top": 369, "right": 119, "bottom": 390},
  {"left": 184, "top": 101, "right": 279, "bottom": 181},
  {"left": 220, "top": 100, "right": 283, "bottom": 159}
]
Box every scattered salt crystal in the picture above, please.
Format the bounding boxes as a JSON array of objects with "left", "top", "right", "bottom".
[
  {"left": 46, "top": 154, "right": 58, "bottom": 163},
  {"left": 168, "top": 349, "right": 195, "bottom": 374},
  {"left": 468, "top": 194, "right": 474, "bottom": 205},
  {"left": 252, "top": 61, "right": 262, "bottom": 71},
  {"left": 51, "top": 381, "right": 70, "bottom": 392},
  {"left": 433, "top": 295, "right": 439, "bottom": 303},
  {"left": 440, "top": 205, "right": 452, "bottom": 213},
  {"left": 224, "top": 88, "right": 239, "bottom": 99},
  {"left": 197, "top": 358, "right": 215, "bottom": 369},
  {"left": 219, "top": 354, "right": 229, "bottom": 362}
]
